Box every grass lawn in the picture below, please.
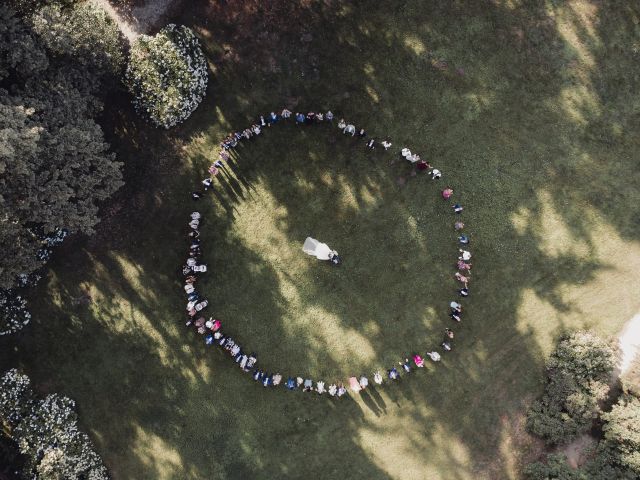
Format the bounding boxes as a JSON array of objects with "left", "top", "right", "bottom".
[{"left": 2, "top": 1, "right": 640, "bottom": 479}]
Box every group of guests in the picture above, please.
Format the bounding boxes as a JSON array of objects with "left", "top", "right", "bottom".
[
  {"left": 182, "top": 108, "right": 473, "bottom": 397},
  {"left": 183, "top": 212, "right": 267, "bottom": 381},
  {"left": 193, "top": 108, "right": 446, "bottom": 199}
]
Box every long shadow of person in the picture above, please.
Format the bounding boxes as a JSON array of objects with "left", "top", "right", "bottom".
[
  {"left": 360, "top": 388, "right": 386, "bottom": 417},
  {"left": 368, "top": 386, "right": 387, "bottom": 413}
]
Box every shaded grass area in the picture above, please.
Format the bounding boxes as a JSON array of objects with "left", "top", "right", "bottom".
[
  {"left": 199, "top": 128, "right": 455, "bottom": 376},
  {"left": 2, "top": 1, "right": 640, "bottom": 479}
]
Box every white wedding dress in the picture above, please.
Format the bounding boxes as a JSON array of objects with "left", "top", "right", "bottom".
[{"left": 303, "top": 237, "right": 333, "bottom": 260}]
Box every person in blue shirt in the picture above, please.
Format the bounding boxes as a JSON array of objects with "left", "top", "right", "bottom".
[
  {"left": 458, "top": 235, "right": 469, "bottom": 244},
  {"left": 187, "top": 292, "right": 199, "bottom": 302},
  {"left": 401, "top": 359, "right": 411, "bottom": 373},
  {"left": 267, "top": 112, "right": 279, "bottom": 125},
  {"left": 286, "top": 377, "right": 296, "bottom": 390},
  {"left": 295, "top": 112, "right": 305, "bottom": 124}
]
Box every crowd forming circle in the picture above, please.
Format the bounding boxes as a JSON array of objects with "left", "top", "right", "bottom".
[{"left": 182, "top": 109, "right": 473, "bottom": 397}]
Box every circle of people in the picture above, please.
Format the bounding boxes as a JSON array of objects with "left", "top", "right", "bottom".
[{"left": 183, "top": 109, "right": 473, "bottom": 398}]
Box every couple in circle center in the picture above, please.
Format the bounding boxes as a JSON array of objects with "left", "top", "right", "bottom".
[{"left": 303, "top": 237, "right": 341, "bottom": 266}]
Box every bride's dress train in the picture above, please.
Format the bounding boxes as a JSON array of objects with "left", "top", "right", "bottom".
[{"left": 302, "top": 237, "right": 333, "bottom": 260}]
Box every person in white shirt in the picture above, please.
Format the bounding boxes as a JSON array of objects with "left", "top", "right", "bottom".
[
  {"left": 427, "top": 351, "right": 441, "bottom": 362},
  {"left": 281, "top": 108, "right": 292, "bottom": 118},
  {"left": 431, "top": 168, "right": 442, "bottom": 179},
  {"left": 373, "top": 371, "right": 383, "bottom": 384},
  {"left": 316, "top": 381, "right": 326, "bottom": 394},
  {"left": 359, "top": 376, "right": 368, "bottom": 389},
  {"left": 459, "top": 249, "right": 472, "bottom": 261},
  {"left": 381, "top": 140, "right": 392, "bottom": 150}
]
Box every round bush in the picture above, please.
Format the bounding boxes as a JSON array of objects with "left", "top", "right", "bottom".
[{"left": 126, "top": 24, "right": 208, "bottom": 129}]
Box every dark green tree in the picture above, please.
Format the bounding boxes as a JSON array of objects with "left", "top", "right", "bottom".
[{"left": 0, "top": 4, "right": 123, "bottom": 332}]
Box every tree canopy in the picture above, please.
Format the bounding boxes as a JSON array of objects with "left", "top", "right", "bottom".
[{"left": 0, "top": 3, "right": 123, "bottom": 330}]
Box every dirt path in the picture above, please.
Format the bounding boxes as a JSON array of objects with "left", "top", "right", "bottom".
[
  {"left": 562, "top": 433, "right": 595, "bottom": 469},
  {"left": 618, "top": 313, "right": 640, "bottom": 374},
  {"left": 90, "top": 0, "right": 178, "bottom": 43}
]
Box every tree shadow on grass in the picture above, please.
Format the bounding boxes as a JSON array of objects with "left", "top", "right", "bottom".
[{"left": 2, "top": 1, "right": 640, "bottom": 479}]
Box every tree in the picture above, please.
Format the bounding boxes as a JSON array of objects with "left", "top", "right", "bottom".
[
  {"left": 0, "top": 4, "right": 124, "bottom": 333},
  {"left": 548, "top": 331, "right": 618, "bottom": 388},
  {"left": 126, "top": 24, "right": 208, "bottom": 128},
  {"left": 6, "top": 0, "right": 79, "bottom": 17},
  {"left": 526, "top": 332, "right": 618, "bottom": 444},
  {"left": 0, "top": 5, "right": 48, "bottom": 80},
  {"left": 593, "top": 395, "right": 640, "bottom": 477},
  {"left": 30, "top": 2, "right": 126, "bottom": 75}
]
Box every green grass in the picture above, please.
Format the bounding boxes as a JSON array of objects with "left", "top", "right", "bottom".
[
  {"left": 2, "top": 1, "right": 640, "bottom": 479},
  {"left": 199, "top": 129, "right": 455, "bottom": 376}
]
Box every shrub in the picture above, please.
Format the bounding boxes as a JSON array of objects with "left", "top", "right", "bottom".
[
  {"left": 0, "top": 291, "right": 32, "bottom": 336},
  {"left": 126, "top": 24, "right": 208, "bottom": 128},
  {"left": 0, "top": 369, "right": 34, "bottom": 426},
  {"left": 526, "top": 332, "right": 618, "bottom": 445},
  {"left": 16, "top": 394, "right": 109, "bottom": 479},
  {"left": 0, "top": 370, "right": 109, "bottom": 479}
]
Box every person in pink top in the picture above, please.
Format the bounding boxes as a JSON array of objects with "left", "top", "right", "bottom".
[
  {"left": 413, "top": 354, "right": 425, "bottom": 367},
  {"left": 455, "top": 272, "right": 469, "bottom": 288},
  {"left": 457, "top": 260, "right": 472, "bottom": 272},
  {"left": 442, "top": 187, "right": 454, "bottom": 199}
]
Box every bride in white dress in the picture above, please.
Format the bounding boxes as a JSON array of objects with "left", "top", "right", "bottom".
[{"left": 303, "top": 237, "right": 340, "bottom": 264}]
